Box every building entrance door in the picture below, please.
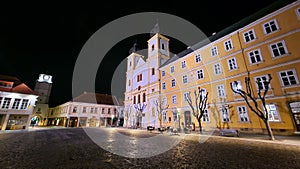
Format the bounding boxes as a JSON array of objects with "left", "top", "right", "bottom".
[
  {"left": 289, "top": 102, "right": 300, "bottom": 131},
  {"left": 184, "top": 111, "right": 191, "bottom": 128}
]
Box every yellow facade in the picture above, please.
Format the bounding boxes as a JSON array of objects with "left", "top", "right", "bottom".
[{"left": 159, "top": 1, "right": 300, "bottom": 135}]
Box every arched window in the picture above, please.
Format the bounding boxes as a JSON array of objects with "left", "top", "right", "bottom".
[
  {"left": 133, "top": 96, "right": 136, "bottom": 104},
  {"left": 143, "top": 93, "right": 146, "bottom": 102},
  {"left": 162, "top": 43, "right": 165, "bottom": 50},
  {"left": 138, "top": 94, "right": 141, "bottom": 104},
  {"left": 152, "top": 68, "right": 155, "bottom": 75},
  {"left": 151, "top": 44, "right": 155, "bottom": 51}
]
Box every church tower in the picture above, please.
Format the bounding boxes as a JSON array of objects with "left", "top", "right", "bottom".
[
  {"left": 124, "top": 33, "right": 171, "bottom": 128},
  {"left": 31, "top": 74, "right": 53, "bottom": 126}
]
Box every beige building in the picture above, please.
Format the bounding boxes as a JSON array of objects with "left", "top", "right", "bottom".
[{"left": 48, "top": 92, "right": 123, "bottom": 127}]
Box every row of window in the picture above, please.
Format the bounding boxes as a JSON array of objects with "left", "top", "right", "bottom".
[
  {"left": 0, "top": 97, "right": 29, "bottom": 110},
  {"left": 161, "top": 104, "right": 280, "bottom": 123},
  {"left": 162, "top": 68, "right": 298, "bottom": 91},
  {"left": 133, "top": 68, "right": 156, "bottom": 84},
  {"left": 162, "top": 40, "right": 289, "bottom": 77},
  {"left": 133, "top": 93, "right": 146, "bottom": 104},
  {"left": 71, "top": 106, "right": 117, "bottom": 114}
]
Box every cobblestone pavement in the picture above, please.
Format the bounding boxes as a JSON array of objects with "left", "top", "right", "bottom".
[{"left": 0, "top": 127, "right": 299, "bottom": 169}]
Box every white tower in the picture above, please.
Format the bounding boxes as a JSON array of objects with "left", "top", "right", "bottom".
[
  {"left": 31, "top": 74, "right": 53, "bottom": 126},
  {"left": 124, "top": 33, "right": 170, "bottom": 128}
]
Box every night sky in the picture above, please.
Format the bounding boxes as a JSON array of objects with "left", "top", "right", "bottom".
[{"left": 0, "top": 1, "right": 280, "bottom": 107}]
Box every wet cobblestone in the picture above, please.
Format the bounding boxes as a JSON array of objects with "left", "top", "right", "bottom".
[{"left": 0, "top": 128, "right": 299, "bottom": 169}]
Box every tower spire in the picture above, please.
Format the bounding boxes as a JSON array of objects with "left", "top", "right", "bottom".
[{"left": 150, "top": 20, "right": 159, "bottom": 37}]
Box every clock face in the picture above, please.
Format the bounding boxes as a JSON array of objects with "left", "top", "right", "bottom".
[{"left": 44, "top": 75, "right": 49, "bottom": 80}]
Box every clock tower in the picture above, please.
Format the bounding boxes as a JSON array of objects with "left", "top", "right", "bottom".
[
  {"left": 35, "top": 74, "right": 53, "bottom": 104},
  {"left": 31, "top": 74, "right": 53, "bottom": 126}
]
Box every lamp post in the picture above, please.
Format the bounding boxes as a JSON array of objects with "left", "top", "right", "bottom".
[
  {"left": 111, "top": 115, "right": 114, "bottom": 126},
  {"left": 177, "top": 108, "right": 181, "bottom": 132}
]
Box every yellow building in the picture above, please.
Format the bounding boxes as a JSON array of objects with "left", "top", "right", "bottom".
[{"left": 158, "top": 0, "right": 300, "bottom": 135}]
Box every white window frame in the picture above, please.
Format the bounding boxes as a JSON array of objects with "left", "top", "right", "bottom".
[
  {"left": 202, "top": 109, "right": 210, "bottom": 122},
  {"left": 171, "top": 79, "right": 176, "bottom": 87},
  {"left": 237, "top": 106, "right": 249, "bottom": 122},
  {"left": 0, "top": 97, "right": 3, "bottom": 108},
  {"left": 162, "top": 82, "right": 166, "bottom": 90},
  {"left": 278, "top": 69, "right": 299, "bottom": 87},
  {"left": 200, "top": 88, "right": 207, "bottom": 97},
  {"left": 172, "top": 95, "right": 177, "bottom": 104},
  {"left": 162, "top": 70, "right": 166, "bottom": 77},
  {"left": 255, "top": 75, "right": 271, "bottom": 90},
  {"left": 211, "top": 46, "right": 218, "bottom": 57},
  {"left": 243, "top": 29, "right": 256, "bottom": 43},
  {"left": 20, "top": 99, "right": 29, "bottom": 110},
  {"left": 221, "top": 107, "right": 230, "bottom": 122},
  {"left": 227, "top": 57, "right": 238, "bottom": 70},
  {"left": 162, "top": 97, "right": 167, "bottom": 106},
  {"left": 173, "top": 111, "right": 178, "bottom": 122},
  {"left": 170, "top": 66, "right": 175, "bottom": 73},
  {"left": 197, "top": 69, "right": 204, "bottom": 79},
  {"left": 90, "top": 107, "right": 94, "bottom": 113},
  {"left": 195, "top": 54, "right": 201, "bottom": 63},
  {"left": 214, "top": 63, "right": 222, "bottom": 75},
  {"left": 182, "top": 75, "right": 188, "bottom": 84},
  {"left": 12, "top": 98, "right": 21, "bottom": 109},
  {"left": 265, "top": 104, "right": 280, "bottom": 122},
  {"left": 181, "top": 61, "right": 186, "bottom": 68},
  {"left": 2, "top": 97, "right": 11, "bottom": 109},
  {"left": 231, "top": 81, "right": 242, "bottom": 93},
  {"left": 224, "top": 39, "right": 233, "bottom": 51},
  {"left": 183, "top": 92, "right": 189, "bottom": 102},
  {"left": 217, "top": 84, "right": 225, "bottom": 97},
  {"left": 263, "top": 19, "right": 279, "bottom": 35},
  {"left": 269, "top": 40, "right": 288, "bottom": 58},
  {"left": 248, "top": 49, "right": 263, "bottom": 64}
]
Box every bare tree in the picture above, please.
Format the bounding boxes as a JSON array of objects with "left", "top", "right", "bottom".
[
  {"left": 133, "top": 103, "right": 147, "bottom": 128},
  {"left": 231, "top": 74, "right": 275, "bottom": 140},
  {"left": 186, "top": 87, "right": 208, "bottom": 133},
  {"left": 124, "top": 106, "right": 131, "bottom": 127},
  {"left": 154, "top": 98, "right": 169, "bottom": 128}
]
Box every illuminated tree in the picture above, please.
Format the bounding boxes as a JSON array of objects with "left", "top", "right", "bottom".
[
  {"left": 154, "top": 98, "right": 169, "bottom": 128},
  {"left": 186, "top": 87, "right": 208, "bottom": 133},
  {"left": 133, "top": 103, "right": 147, "bottom": 128},
  {"left": 231, "top": 74, "right": 275, "bottom": 140}
]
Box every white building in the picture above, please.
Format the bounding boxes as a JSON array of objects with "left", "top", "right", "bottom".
[
  {"left": 32, "top": 74, "right": 53, "bottom": 126},
  {"left": 0, "top": 75, "right": 38, "bottom": 130},
  {"left": 124, "top": 33, "right": 170, "bottom": 128},
  {"left": 48, "top": 92, "right": 123, "bottom": 127}
]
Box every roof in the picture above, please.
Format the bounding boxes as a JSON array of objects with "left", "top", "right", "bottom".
[
  {"left": 72, "top": 92, "right": 124, "bottom": 106},
  {"left": 160, "top": 0, "right": 297, "bottom": 68},
  {"left": 0, "top": 74, "right": 37, "bottom": 95}
]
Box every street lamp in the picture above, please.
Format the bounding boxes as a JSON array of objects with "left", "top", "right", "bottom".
[
  {"left": 111, "top": 115, "right": 114, "bottom": 126},
  {"left": 177, "top": 108, "right": 181, "bottom": 132}
]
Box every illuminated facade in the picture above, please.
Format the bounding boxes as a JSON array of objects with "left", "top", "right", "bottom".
[
  {"left": 124, "top": 34, "right": 170, "bottom": 128},
  {"left": 32, "top": 74, "right": 53, "bottom": 126},
  {"left": 48, "top": 92, "right": 123, "bottom": 127},
  {"left": 0, "top": 75, "right": 38, "bottom": 130},
  {"left": 125, "top": 0, "right": 300, "bottom": 134}
]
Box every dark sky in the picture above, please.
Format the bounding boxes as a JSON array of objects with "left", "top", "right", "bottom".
[{"left": 0, "top": 1, "right": 280, "bottom": 107}]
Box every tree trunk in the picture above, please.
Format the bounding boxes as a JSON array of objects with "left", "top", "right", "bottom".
[
  {"left": 198, "top": 119, "right": 202, "bottom": 134},
  {"left": 159, "top": 119, "right": 162, "bottom": 128},
  {"left": 264, "top": 120, "right": 275, "bottom": 140}
]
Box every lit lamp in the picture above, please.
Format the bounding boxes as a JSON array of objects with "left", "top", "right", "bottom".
[
  {"left": 177, "top": 108, "right": 181, "bottom": 132},
  {"left": 111, "top": 115, "right": 114, "bottom": 126}
]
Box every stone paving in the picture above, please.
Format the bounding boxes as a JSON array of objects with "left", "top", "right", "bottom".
[{"left": 0, "top": 127, "right": 299, "bottom": 169}]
